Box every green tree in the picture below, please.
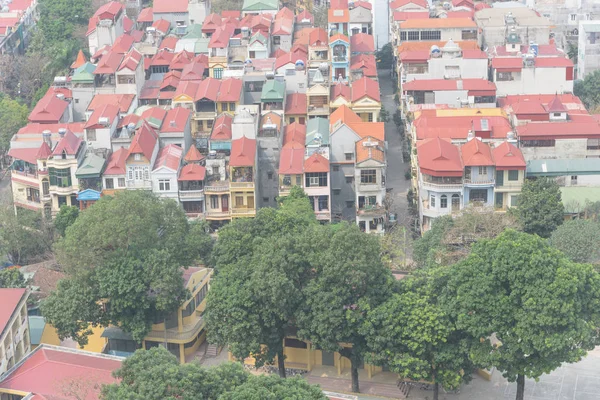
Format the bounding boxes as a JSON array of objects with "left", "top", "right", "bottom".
[
  {"left": 0, "top": 206, "right": 53, "bottom": 265},
  {"left": 445, "top": 230, "right": 600, "bottom": 400},
  {"left": 363, "top": 268, "right": 474, "bottom": 400},
  {"left": 0, "top": 96, "right": 29, "bottom": 159},
  {"left": 549, "top": 219, "right": 600, "bottom": 264},
  {"left": 0, "top": 268, "right": 26, "bottom": 288},
  {"left": 54, "top": 191, "right": 210, "bottom": 274},
  {"left": 567, "top": 43, "right": 578, "bottom": 63},
  {"left": 53, "top": 205, "right": 79, "bottom": 237},
  {"left": 296, "top": 223, "right": 393, "bottom": 393},
  {"left": 37, "top": 0, "right": 91, "bottom": 44},
  {"left": 102, "top": 347, "right": 325, "bottom": 400},
  {"left": 375, "top": 42, "right": 394, "bottom": 69},
  {"left": 574, "top": 70, "right": 600, "bottom": 110},
  {"left": 205, "top": 193, "right": 317, "bottom": 378},
  {"left": 511, "top": 177, "right": 564, "bottom": 237},
  {"left": 378, "top": 106, "right": 390, "bottom": 122}
]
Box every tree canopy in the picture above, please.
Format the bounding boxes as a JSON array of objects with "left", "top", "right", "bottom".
[
  {"left": 444, "top": 230, "right": 600, "bottom": 400},
  {"left": 43, "top": 191, "right": 213, "bottom": 345},
  {"left": 376, "top": 43, "right": 393, "bottom": 69},
  {"left": 296, "top": 223, "right": 393, "bottom": 392},
  {"left": 101, "top": 347, "right": 326, "bottom": 400},
  {"left": 0, "top": 268, "right": 26, "bottom": 288},
  {"left": 574, "top": 70, "right": 600, "bottom": 111},
  {"left": 511, "top": 178, "right": 564, "bottom": 237},
  {"left": 363, "top": 268, "right": 474, "bottom": 400},
  {"left": 53, "top": 205, "right": 79, "bottom": 237},
  {"left": 205, "top": 190, "right": 317, "bottom": 377},
  {"left": 549, "top": 219, "right": 600, "bottom": 264},
  {"left": 0, "top": 96, "right": 29, "bottom": 156},
  {"left": 0, "top": 206, "right": 54, "bottom": 265}
]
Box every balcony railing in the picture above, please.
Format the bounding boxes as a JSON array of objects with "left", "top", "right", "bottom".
[
  {"left": 308, "top": 105, "right": 329, "bottom": 114},
  {"left": 12, "top": 169, "right": 38, "bottom": 180},
  {"left": 357, "top": 204, "right": 386, "bottom": 216},
  {"left": 333, "top": 55, "right": 347, "bottom": 62},
  {"left": 464, "top": 178, "right": 495, "bottom": 186},
  {"left": 231, "top": 208, "right": 256, "bottom": 217},
  {"left": 194, "top": 111, "right": 216, "bottom": 119},
  {"left": 49, "top": 185, "right": 77, "bottom": 195},
  {"left": 126, "top": 179, "right": 152, "bottom": 189},
  {"left": 145, "top": 316, "right": 205, "bottom": 342},
  {"left": 315, "top": 211, "right": 331, "bottom": 220},
  {"left": 420, "top": 180, "right": 463, "bottom": 191},
  {"left": 230, "top": 181, "right": 254, "bottom": 188},
  {"left": 205, "top": 182, "right": 230, "bottom": 192},
  {"left": 357, "top": 182, "right": 385, "bottom": 192},
  {"left": 179, "top": 189, "right": 204, "bottom": 198},
  {"left": 206, "top": 209, "right": 231, "bottom": 218}
]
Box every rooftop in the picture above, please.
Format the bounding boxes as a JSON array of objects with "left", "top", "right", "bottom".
[{"left": 0, "top": 288, "right": 26, "bottom": 337}]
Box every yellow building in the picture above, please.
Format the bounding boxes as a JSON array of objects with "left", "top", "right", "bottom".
[
  {"left": 229, "top": 136, "right": 257, "bottom": 218},
  {"left": 0, "top": 289, "right": 30, "bottom": 375},
  {"left": 351, "top": 76, "right": 381, "bottom": 122}
]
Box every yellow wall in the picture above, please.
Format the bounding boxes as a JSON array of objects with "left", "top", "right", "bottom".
[{"left": 37, "top": 324, "right": 61, "bottom": 348}]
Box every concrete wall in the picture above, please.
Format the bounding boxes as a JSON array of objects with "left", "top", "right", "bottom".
[
  {"left": 494, "top": 66, "right": 574, "bottom": 96},
  {"left": 520, "top": 139, "right": 600, "bottom": 159},
  {"left": 154, "top": 11, "right": 189, "bottom": 29},
  {"left": 256, "top": 136, "right": 280, "bottom": 209}
]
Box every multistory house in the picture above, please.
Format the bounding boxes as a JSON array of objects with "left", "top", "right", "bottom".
[
  {"left": 75, "top": 153, "right": 107, "bottom": 209},
  {"left": 402, "top": 78, "right": 497, "bottom": 110},
  {"left": 350, "top": 33, "right": 375, "bottom": 56},
  {"left": 173, "top": 77, "right": 220, "bottom": 140},
  {"left": 102, "top": 147, "right": 128, "bottom": 196},
  {"left": 272, "top": 7, "right": 294, "bottom": 52},
  {"left": 152, "top": 144, "right": 183, "bottom": 201},
  {"left": 84, "top": 104, "right": 120, "bottom": 151},
  {"left": 279, "top": 123, "right": 306, "bottom": 197},
  {"left": 492, "top": 142, "right": 526, "bottom": 211},
  {"left": 274, "top": 52, "right": 307, "bottom": 95},
  {"left": 328, "top": 0, "right": 350, "bottom": 37},
  {"left": 388, "top": 0, "right": 429, "bottom": 52},
  {"left": 350, "top": 53, "right": 377, "bottom": 80},
  {"left": 204, "top": 150, "right": 231, "bottom": 223},
  {"left": 474, "top": 8, "right": 551, "bottom": 48},
  {"left": 577, "top": 20, "right": 600, "bottom": 79},
  {"left": 330, "top": 34, "right": 350, "bottom": 81},
  {"left": 398, "top": 18, "right": 479, "bottom": 50},
  {"left": 256, "top": 111, "right": 281, "bottom": 208},
  {"left": 0, "top": 0, "right": 39, "bottom": 55},
  {"left": 208, "top": 26, "right": 232, "bottom": 78},
  {"left": 28, "top": 91, "right": 72, "bottom": 125},
  {"left": 330, "top": 82, "right": 351, "bottom": 112},
  {"left": 178, "top": 146, "right": 206, "bottom": 218},
  {"left": 229, "top": 136, "right": 257, "bottom": 218},
  {"left": 305, "top": 117, "right": 330, "bottom": 157},
  {"left": 86, "top": 2, "right": 125, "bottom": 55},
  {"left": 351, "top": 77, "right": 381, "bottom": 122},
  {"left": 295, "top": 10, "right": 314, "bottom": 32},
  {"left": 261, "top": 79, "right": 286, "bottom": 113},
  {"left": 241, "top": 0, "right": 278, "bottom": 16},
  {"left": 125, "top": 122, "right": 159, "bottom": 190},
  {"left": 285, "top": 93, "right": 307, "bottom": 125},
  {"left": 0, "top": 289, "right": 30, "bottom": 375},
  {"left": 153, "top": 0, "right": 189, "bottom": 32},
  {"left": 210, "top": 114, "right": 234, "bottom": 154},
  {"left": 93, "top": 51, "right": 122, "bottom": 95},
  {"left": 355, "top": 136, "right": 386, "bottom": 234},
  {"left": 158, "top": 107, "right": 193, "bottom": 150},
  {"left": 216, "top": 78, "right": 243, "bottom": 115},
  {"left": 349, "top": 1, "right": 373, "bottom": 37},
  {"left": 304, "top": 153, "right": 331, "bottom": 221}
]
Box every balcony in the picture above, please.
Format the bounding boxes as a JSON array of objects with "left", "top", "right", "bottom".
[
  {"left": 357, "top": 182, "right": 385, "bottom": 192},
  {"left": 357, "top": 204, "right": 386, "bottom": 217},
  {"left": 463, "top": 178, "right": 495, "bottom": 186},
  {"left": 205, "top": 181, "right": 230, "bottom": 193},
  {"left": 308, "top": 104, "right": 330, "bottom": 114},
  {"left": 420, "top": 179, "right": 463, "bottom": 192},
  {"left": 179, "top": 189, "right": 204, "bottom": 199},
  {"left": 49, "top": 185, "right": 77, "bottom": 195},
  {"left": 333, "top": 55, "right": 348, "bottom": 63},
  {"left": 145, "top": 315, "right": 205, "bottom": 343},
  {"left": 231, "top": 208, "right": 256, "bottom": 217},
  {"left": 194, "top": 111, "right": 216, "bottom": 119},
  {"left": 315, "top": 210, "right": 331, "bottom": 221},
  {"left": 206, "top": 209, "right": 231, "bottom": 219},
  {"left": 126, "top": 179, "right": 152, "bottom": 190},
  {"left": 11, "top": 169, "right": 38, "bottom": 185}
]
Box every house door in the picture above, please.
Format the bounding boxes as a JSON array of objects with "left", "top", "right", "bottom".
[
  {"left": 299, "top": 117, "right": 306, "bottom": 124},
  {"left": 221, "top": 195, "right": 229, "bottom": 211},
  {"left": 322, "top": 351, "right": 335, "bottom": 366},
  {"left": 335, "top": 68, "right": 346, "bottom": 79},
  {"left": 247, "top": 196, "right": 254, "bottom": 209},
  {"left": 495, "top": 192, "right": 504, "bottom": 209}
]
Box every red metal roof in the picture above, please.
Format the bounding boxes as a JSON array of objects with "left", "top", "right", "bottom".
[
  {"left": 202, "top": 13, "right": 222, "bottom": 32},
  {"left": 52, "top": 130, "right": 82, "bottom": 156},
  {"left": 179, "top": 163, "right": 206, "bottom": 181},
  {"left": 161, "top": 107, "right": 191, "bottom": 133},
  {"left": 138, "top": 7, "right": 153, "bottom": 22},
  {"left": 353, "top": 1, "right": 373, "bottom": 10},
  {"left": 222, "top": 10, "right": 241, "bottom": 18},
  {"left": 217, "top": 78, "right": 243, "bottom": 102},
  {"left": 546, "top": 95, "right": 567, "bottom": 113},
  {"left": 283, "top": 122, "right": 307, "bottom": 146},
  {"left": 209, "top": 26, "right": 233, "bottom": 49},
  {"left": 0, "top": 346, "right": 121, "bottom": 399},
  {"left": 29, "top": 93, "right": 68, "bottom": 123},
  {"left": 94, "top": 51, "right": 123, "bottom": 74},
  {"left": 160, "top": 36, "right": 179, "bottom": 51},
  {"left": 350, "top": 54, "right": 377, "bottom": 77},
  {"left": 153, "top": 144, "right": 183, "bottom": 171},
  {"left": 118, "top": 114, "right": 141, "bottom": 129},
  {"left": 118, "top": 48, "right": 143, "bottom": 71},
  {"left": 492, "top": 142, "right": 525, "bottom": 170},
  {"left": 285, "top": 93, "right": 307, "bottom": 115},
  {"left": 181, "top": 61, "right": 206, "bottom": 81},
  {"left": 230, "top": 136, "right": 256, "bottom": 167},
  {"left": 8, "top": 148, "right": 38, "bottom": 164},
  {"left": 160, "top": 70, "right": 181, "bottom": 90},
  {"left": 491, "top": 57, "right": 522, "bottom": 70},
  {"left": 112, "top": 34, "right": 134, "bottom": 54},
  {"left": 393, "top": 11, "right": 430, "bottom": 21},
  {"left": 36, "top": 142, "right": 52, "bottom": 160},
  {"left": 296, "top": 9, "right": 314, "bottom": 23},
  {"left": 174, "top": 80, "right": 199, "bottom": 99},
  {"left": 352, "top": 76, "right": 380, "bottom": 102},
  {"left": 330, "top": 33, "right": 350, "bottom": 44},
  {"left": 87, "top": 1, "right": 123, "bottom": 35},
  {"left": 414, "top": 115, "right": 512, "bottom": 140},
  {"left": 331, "top": 0, "right": 349, "bottom": 8},
  {"left": 308, "top": 28, "right": 328, "bottom": 46},
  {"left": 330, "top": 105, "right": 362, "bottom": 127},
  {"left": 445, "top": 10, "right": 474, "bottom": 18},
  {"left": 304, "top": 153, "right": 329, "bottom": 173},
  {"left": 196, "top": 77, "right": 221, "bottom": 101},
  {"left": 275, "top": 51, "right": 307, "bottom": 70},
  {"left": 403, "top": 78, "right": 496, "bottom": 93},
  {"left": 128, "top": 121, "right": 158, "bottom": 160},
  {"left": 417, "top": 137, "right": 463, "bottom": 176},
  {"left": 390, "top": 0, "right": 428, "bottom": 9},
  {"left": 169, "top": 50, "right": 195, "bottom": 70},
  {"left": 399, "top": 50, "right": 430, "bottom": 62},
  {"left": 279, "top": 146, "right": 304, "bottom": 174},
  {"left": 462, "top": 49, "right": 487, "bottom": 59},
  {"left": 70, "top": 50, "right": 87, "bottom": 69},
  {"left": 517, "top": 122, "right": 600, "bottom": 139},
  {"left": 184, "top": 145, "right": 205, "bottom": 162},
  {"left": 460, "top": 138, "right": 494, "bottom": 166},
  {"left": 210, "top": 114, "right": 233, "bottom": 141},
  {"left": 534, "top": 57, "right": 574, "bottom": 68},
  {"left": 154, "top": 0, "right": 187, "bottom": 13},
  {"left": 151, "top": 49, "right": 175, "bottom": 67},
  {"left": 84, "top": 104, "right": 120, "bottom": 129},
  {"left": 331, "top": 82, "right": 351, "bottom": 101},
  {"left": 87, "top": 94, "right": 132, "bottom": 115},
  {"left": 350, "top": 33, "right": 375, "bottom": 53},
  {"left": 356, "top": 137, "right": 385, "bottom": 163},
  {"left": 104, "top": 147, "right": 128, "bottom": 175}
]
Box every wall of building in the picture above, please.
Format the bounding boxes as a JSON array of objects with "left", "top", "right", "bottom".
[
  {"left": 494, "top": 66, "right": 573, "bottom": 96},
  {"left": 520, "top": 138, "right": 600, "bottom": 159},
  {"left": 256, "top": 136, "right": 280, "bottom": 209}
]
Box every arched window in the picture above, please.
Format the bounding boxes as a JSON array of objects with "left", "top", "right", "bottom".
[{"left": 440, "top": 195, "right": 448, "bottom": 208}]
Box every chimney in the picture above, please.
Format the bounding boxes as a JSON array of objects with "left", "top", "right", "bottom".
[
  {"left": 58, "top": 128, "right": 67, "bottom": 137},
  {"left": 42, "top": 130, "right": 52, "bottom": 149}
]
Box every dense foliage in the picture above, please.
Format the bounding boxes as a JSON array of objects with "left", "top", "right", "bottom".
[
  {"left": 376, "top": 43, "right": 393, "bottom": 69},
  {"left": 0, "top": 205, "right": 54, "bottom": 264},
  {"left": 101, "top": 347, "right": 327, "bottom": 400},
  {"left": 0, "top": 268, "right": 26, "bottom": 288},
  {"left": 574, "top": 70, "right": 600, "bottom": 111},
  {"left": 53, "top": 205, "right": 79, "bottom": 237},
  {"left": 511, "top": 178, "right": 564, "bottom": 237},
  {"left": 549, "top": 219, "right": 600, "bottom": 264},
  {"left": 0, "top": 95, "right": 29, "bottom": 158}
]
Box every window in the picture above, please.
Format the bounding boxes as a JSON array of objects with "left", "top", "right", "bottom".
[
  {"left": 49, "top": 168, "right": 71, "bottom": 187},
  {"left": 221, "top": 103, "right": 228, "bottom": 111},
  {"left": 452, "top": 194, "right": 460, "bottom": 210},
  {"left": 263, "top": 197, "right": 269, "bottom": 203},
  {"left": 118, "top": 178, "right": 126, "bottom": 187},
  {"left": 295, "top": 175, "right": 302, "bottom": 186},
  {"left": 420, "top": 30, "right": 441, "bottom": 40},
  {"left": 495, "top": 192, "right": 503, "bottom": 208},
  {"left": 346, "top": 200, "right": 354, "bottom": 208},
  {"left": 474, "top": 96, "right": 495, "bottom": 104},
  {"left": 229, "top": 103, "right": 236, "bottom": 112},
  {"left": 206, "top": 120, "right": 213, "bottom": 129},
  {"left": 400, "top": 32, "right": 407, "bottom": 41},
  {"left": 521, "top": 139, "right": 555, "bottom": 147},
  {"left": 510, "top": 195, "right": 519, "bottom": 207},
  {"left": 333, "top": 189, "right": 341, "bottom": 194},
  {"left": 440, "top": 195, "right": 447, "bottom": 208},
  {"left": 87, "top": 129, "right": 96, "bottom": 141},
  {"left": 368, "top": 113, "right": 373, "bottom": 122},
  {"left": 267, "top": 172, "right": 273, "bottom": 179},
  {"left": 430, "top": 194, "right": 436, "bottom": 208},
  {"left": 306, "top": 173, "right": 327, "bottom": 187},
  {"left": 128, "top": 169, "right": 133, "bottom": 180},
  {"left": 134, "top": 154, "right": 141, "bottom": 161},
  {"left": 42, "top": 180, "right": 49, "bottom": 196},
  {"left": 360, "top": 169, "right": 377, "bottom": 184},
  {"left": 345, "top": 176, "right": 353, "bottom": 184},
  {"left": 235, "top": 196, "right": 244, "bottom": 206},
  {"left": 105, "top": 178, "right": 114, "bottom": 189},
  {"left": 285, "top": 69, "right": 296, "bottom": 76},
  {"left": 345, "top": 152, "right": 353, "bottom": 160},
  {"left": 333, "top": 165, "right": 339, "bottom": 172},
  {"left": 284, "top": 338, "right": 307, "bottom": 349},
  {"left": 318, "top": 195, "right": 329, "bottom": 210},
  {"left": 508, "top": 170, "right": 519, "bottom": 181},
  {"left": 214, "top": 68, "right": 223, "bottom": 79},
  {"left": 283, "top": 175, "right": 292, "bottom": 186},
  {"left": 469, "top": 189, "right": 488, "bottom": 203},
  {"left": 587, "top": 139, "right": 600, "bottom": 149},
  {"left": 461, "top": 29, "right": 477, "bottom": 40},
  {"left": 570, "top": 13, "right": 577, "bottom": 21},
  {"left": 117, "top": 75, "right": 135, "bottom": 84},
  {"left": 289, "top": 117, "right": 295, "bottom": 123},
  {"left": 497, "top": 72, "right": 514, "bottom": 81},
  {"left": 210, "top": 195, "right": 219, "bottom": 209},
  {"left": 553, "top": 112, "right": 562, "bottom": 117},
  {"left": 407, "top": 31, "right": 419, "bottom": 41},
  {"left": 144, "top": 167, "right": 149, "bottom": 180},
  {"left": 478, "top": 166, "right": 487, "bottom": 175},
  {"left": 571, "top": 175, "right": 578, "bottom": 185},
  {"left": 159, "top": 179, "right": 170, "bottom": 191}
]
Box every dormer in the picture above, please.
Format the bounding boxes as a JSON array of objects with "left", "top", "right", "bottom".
[
  {"left": 505, "top": 27, "right": 521, "bottom": 53},
  {"left": 547, "top": 96, "right": 568, "bottom": 121}
]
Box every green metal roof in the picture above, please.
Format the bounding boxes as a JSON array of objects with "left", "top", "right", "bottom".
[
  {"left": 561, "top": 187, "right": 600, "bottom": 214},
  {"left": 250, "top": 31, "right": 267, "bottom": 45},
  {"left": 306, "top": 117, "right": 330, "bottom": 146},
  {"left": 526, "top": 158, "right": 600, "bottom": 176},
  {"left": 194, "top": 38, "right": 210, "bottom": 54},
  {"left": 261, "top": 80, "right": 285, "bottom": 102},
  {"left": 76, "top": 153, "right": 106, "bottom": 178},
  {"left": 183, "top": 24, "right": 203, "bottom": 39},
  {"left": 242, "top": 0, "right": 278, "bottom": 11},
  {"left": 29, "top": 316, "right": 46, "bottom": 345},
  {"left": 71, "top": 62, "right": 96, "bottom": 83}
]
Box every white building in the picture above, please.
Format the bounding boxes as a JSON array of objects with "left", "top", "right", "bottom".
[
  {"left": 475, "top": 8, "right": 552, "bottom": 48},
  {"left": 86, "top": 2, "right": 125, "bottom": 55},
  {"left": 152, "top": 144, "right": 183, "bottom": 201},
  {"left": 577, "top": 20, "right": 600, "bottom": 78},
  {"left": 0, "top": 289, "right": 30, "bottom": 375}
]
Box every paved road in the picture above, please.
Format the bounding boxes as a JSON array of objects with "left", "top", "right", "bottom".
[{"left": 379, "top": 69, "right": 411, "bottom": 227}]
